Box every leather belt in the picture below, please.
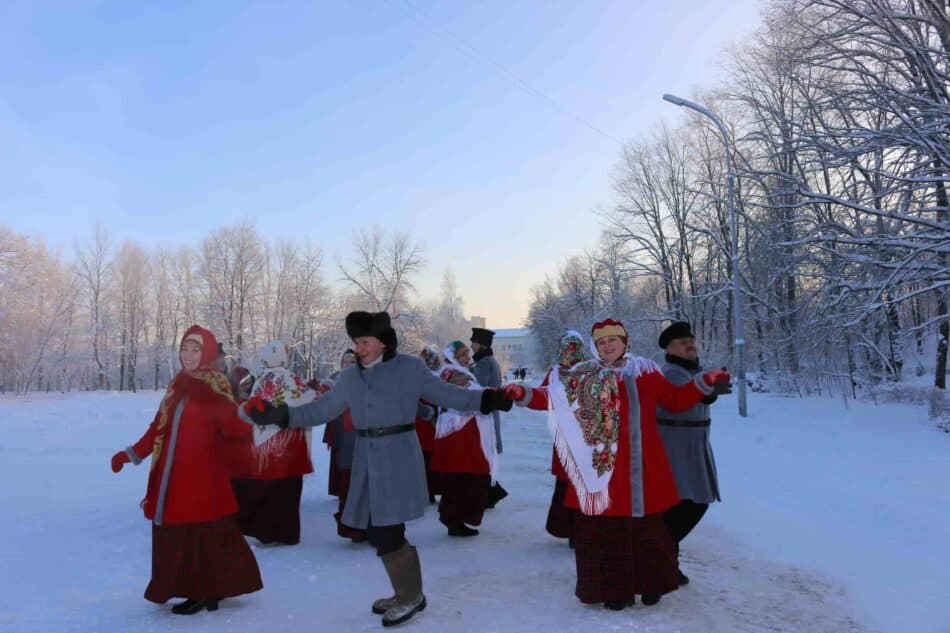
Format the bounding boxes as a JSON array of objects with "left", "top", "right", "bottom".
[
  {"left": 657, "top": 418, "right": 711, "bottom": 428},
  {"left": 356, "top": 423, "right": 417, "bottom": 438}
]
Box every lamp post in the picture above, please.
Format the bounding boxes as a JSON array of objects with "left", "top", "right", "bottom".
[{"left": 663, "top": 93, "right": 747, "bottom": 417}]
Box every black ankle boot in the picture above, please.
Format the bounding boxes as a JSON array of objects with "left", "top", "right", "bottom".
[
  {"left": 604, "top": 601, "right": 626, "bottom": 610},
  {"left": 485, "top": 483, "right": 508, "bottom": 509},
  {"left": 172, "top": 599, "right": 219, "bottom": 615},
  {"left": 447, "top": 524, "right": 479, "bottom": 537},
  {"left": 641, "top": 594, "right": 661, "bottom": 606},
  {"left": 678, "top": 570, "right": 690, "bottom": 586}
]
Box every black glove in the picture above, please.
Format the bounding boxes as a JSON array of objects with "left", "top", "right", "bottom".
[
  {"left": 701, "top": 394, "right": 719, "bottom": 405},
  {"left": 246, "top": 396, "right": 290, "bottom": 428},
  {"left": 480, "top": 388, "right": 513, "bottom": 414}
]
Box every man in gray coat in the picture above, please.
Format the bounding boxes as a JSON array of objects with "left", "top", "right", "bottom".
[
  {"left": 655, "top": 321, "right": 728, "bottom": 587},
  {"left": 244, "top": 311, "right": 512, "bottom": 628},
  {"left": 470, "top": 327, "right": 508, "bottom": 508}
]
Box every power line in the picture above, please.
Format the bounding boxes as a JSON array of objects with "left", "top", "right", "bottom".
[{"left": 388, "top": 0, "right": 625, "bottom": 147}]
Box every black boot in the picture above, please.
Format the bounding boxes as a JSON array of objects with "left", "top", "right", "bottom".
[
  {"left": 172, "top": 598, "right": 219, "bottom": 615},
  {"left": 603, "top": 601, "right": 626, "bottom": 611},
  {"left": 485, "top": 483, "right": 508, "bottom": 509},
  {"left": 678, "top": 570, "right": 690, "bottom": 586},
  {"left": 447, "top": 524, "right": 479, "bottom": 537},
  {"left": 641, "top": 594, "right": 661, "bottom": 606}
]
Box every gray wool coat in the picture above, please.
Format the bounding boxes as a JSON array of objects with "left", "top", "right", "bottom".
[
  {"left": 656, "top": 360, "right": 721, "bottom": 504},
  {"left": 473, "top": 352, "right": 503, "bottom": 453},
  {"left": 288, "top": 353, "right": 485, "bottom": 528}
]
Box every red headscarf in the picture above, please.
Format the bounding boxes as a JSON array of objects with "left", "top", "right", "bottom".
[
  {"left": 148, "top": 325, "right": 233, "bottom": 469},
  {"left": 178, "top": 324, "right": 220, "bottom": 370}
]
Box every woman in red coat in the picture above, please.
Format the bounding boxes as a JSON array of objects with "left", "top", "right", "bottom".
[
  {"left": 505, "top": 319, "right": 730, "bottom": 610},
  {"left": 429, "top": 341, "right": 498, "bottom": 537},
  {"left": 110, "top": 325, "right": 263, "bottom": 615}
]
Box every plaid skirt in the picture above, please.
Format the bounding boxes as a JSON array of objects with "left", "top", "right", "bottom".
[
  {"left": 232, "top": 476, "right": 303, "bottom": 545},
  {"left": 145, "top": 515, "right": 263, "bottom": 604},
  {"left": 546, "top": 478, "right": 578, "bottom": 539},
  {"left": 573, "top": 512, "right": 678, "bottom": 603}
]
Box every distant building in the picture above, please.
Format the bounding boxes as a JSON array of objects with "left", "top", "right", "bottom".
[
  {"left": 469, "top": 315, "right": 487, "bottom": 329},
  {"left": 492, "top": 327, "right": 539, "bottom": 377}
]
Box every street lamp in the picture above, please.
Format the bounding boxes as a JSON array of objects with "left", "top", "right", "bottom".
[{"left": 663, "top": 93, "right": 747, "bottom": 417}]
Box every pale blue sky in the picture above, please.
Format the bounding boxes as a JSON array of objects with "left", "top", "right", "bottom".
[{"left": 0, "top": 1, "right": 763, "bottom": 326}]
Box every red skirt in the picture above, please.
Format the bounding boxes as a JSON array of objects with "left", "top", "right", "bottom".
[
  {"left": 231, "top": 477, "right": 303, "bottom": 545},
  {"left": 546, "top": 478, "right": 578, "bottom": 539},
  {"left": 145, "top": 515, "right": 262, "bottom": 603},
  {"left": 332, "top": 468, "right": 367, "bottom": 541},
  {"left": 434, "top": 472, "right": 491, "bottom": 528},
  {"left": 572, "top": 512, "right": 678, "bottom": 604}
]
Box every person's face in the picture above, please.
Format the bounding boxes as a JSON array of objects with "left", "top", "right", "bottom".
[
  {"left": 457, "top": 348, "right": 473, "bottom": 366},
  {"left": 666, "top": 336, "right": 698, "bottom": 361},
  {"left": 341, "top": 353, "right": 357, "bottom": 370},
  {"left": 354, "top": 337, "right": 386, "bottom": 365},
  {"left": 471, "top": 341, "right": 482, "bottom": 353},
  {"left": 595, "top": 335, "right": 626, "bottom": 364},
  {"left": 180, "top": 340, "right": 203, "bottom": 372}
]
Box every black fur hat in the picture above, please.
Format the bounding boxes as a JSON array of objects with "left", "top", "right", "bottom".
[
  {"left": 658, "top": 321, "right": 694, "bottom": 349},
  {"left": 345, "top": 311, "right": 398, "bottom": 359}
]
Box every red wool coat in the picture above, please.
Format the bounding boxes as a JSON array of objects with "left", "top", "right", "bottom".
[
  {"left": 129, "top": 372, "right": 252, "bottom": 525},
  {"left": 527, "top": 367, "right": 705, "bottom": 518}
]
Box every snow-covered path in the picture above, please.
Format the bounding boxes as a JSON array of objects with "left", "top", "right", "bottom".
[{"left": 0, "top": 390, "right": 945, "bottom": 633}]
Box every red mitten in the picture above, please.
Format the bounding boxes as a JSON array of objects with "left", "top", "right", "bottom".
[
  {"left": 702, "top": 369, "right": 733, "bottom": 395},
  {"left": 702, "top": 369, "right": 731, "bottom": 386},
  {"left": 504, "top": 384, "right": 527, "bottom": 402},
  {"left": 244, "top": 395, "right": 266, "bottom": 414},
  {"left": 111, "top": 450, "right": 130, "bottom": 473}
]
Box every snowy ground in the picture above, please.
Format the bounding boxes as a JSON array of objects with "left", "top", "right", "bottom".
[{"left": 0, "top": 389, "right": 947, "bottom": 633}]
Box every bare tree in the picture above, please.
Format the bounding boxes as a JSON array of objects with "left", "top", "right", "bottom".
[
  {"left": 339, "top": 226, "right": 425, "bottom": 318},
  {"left": 75, "top": 222, "right": 113, "bottom": 390}
]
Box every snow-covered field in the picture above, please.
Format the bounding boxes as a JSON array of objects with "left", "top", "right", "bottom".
[{"left": 0, "top": 389, "right": 947, "bottom": 633}]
